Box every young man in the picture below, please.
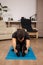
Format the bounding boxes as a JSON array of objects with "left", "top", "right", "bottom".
[{"left": 12, "top": 29, "right": 30, "bottom": 57}]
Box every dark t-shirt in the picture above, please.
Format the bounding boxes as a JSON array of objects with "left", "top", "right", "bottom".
[
  {"left": 12, "top": 31, "right": 30, "bottom": 42},
  {"left": 12, "top": 31, "right": 30, "bottom": 47}
]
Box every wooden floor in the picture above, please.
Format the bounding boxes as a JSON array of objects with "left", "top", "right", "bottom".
[{"left": 0, "top": 38, "right": 43, "bottom": 65}]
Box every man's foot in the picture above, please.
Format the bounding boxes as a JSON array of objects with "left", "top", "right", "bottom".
[
  {"left": 22, "top": 52, "right": 26, "bottom": 57},
  {"left": 16, "top": 52, "right": 20, "bottom": 57}
]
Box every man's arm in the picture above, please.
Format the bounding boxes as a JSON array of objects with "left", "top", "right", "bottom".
[
  {"left": 25, "top": 39, "right": 30, "bottom": 53},
  {"left": 12, "top": 38, "right": 18, "bottom": 53}
]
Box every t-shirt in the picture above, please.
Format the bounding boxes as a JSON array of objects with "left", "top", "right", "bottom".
[
  {"left": 12, "top": 31, "right": 30, "bottom": 46},
  {"left": 12, "top": 31, "right": 30, "bottom": 41}
]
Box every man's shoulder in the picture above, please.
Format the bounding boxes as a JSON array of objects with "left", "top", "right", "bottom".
[
  {"left": 13, "top": 31, "right": 17, "bottom": 35},
  {"left": 25, "top": 31, "right": 28, "bottom": 35},
  {"left": 25, "top": 31, "right": 30, "bottom": 39},
  {"left": 12, "top": 31, "right": 17, "bottom": 38}
]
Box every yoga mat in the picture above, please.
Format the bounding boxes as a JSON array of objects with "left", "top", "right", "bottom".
[{"left": 6, "top": 46, "right": 36, "bottom": 60}]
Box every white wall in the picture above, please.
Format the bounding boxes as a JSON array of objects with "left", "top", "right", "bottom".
[{"left": 0, "top": 0, "right": 36, "bottom": 21}]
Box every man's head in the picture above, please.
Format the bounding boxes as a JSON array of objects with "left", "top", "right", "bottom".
[{"left": 17, "top": 29, "right": 25, "bottom": 42}]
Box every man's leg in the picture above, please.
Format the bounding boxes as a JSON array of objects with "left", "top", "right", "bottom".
[
  {"left": 22, "top": 44, "right": 27, "bottom": 56},
  {"left": 16, "top": 44, "right": 20, "bottom": 57}
]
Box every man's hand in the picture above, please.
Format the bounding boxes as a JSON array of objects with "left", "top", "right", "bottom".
[
  {"left": 25, "top": 50, "right": 28, "bottom": 53},
  {"left": 14, "top": 49, "right": 18, "bottom": 53}
]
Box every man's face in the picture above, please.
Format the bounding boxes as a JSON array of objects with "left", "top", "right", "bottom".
[{"left": 18, "top": 37, "right": 24, "bottom": 42}]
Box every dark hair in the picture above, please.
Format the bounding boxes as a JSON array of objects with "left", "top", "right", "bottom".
[{"left": 17, "top": 29, "right": 25, "bottom": 40}]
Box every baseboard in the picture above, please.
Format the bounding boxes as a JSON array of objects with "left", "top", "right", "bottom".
[
  {"left": 30, "top": 37, "right": 43, "bottom": 38},
  {"left": 0, "top": 39, "right": 12, "bottom": 41},
  {"left": 38, "top": 37, "right": 43, "bottom": 38}
]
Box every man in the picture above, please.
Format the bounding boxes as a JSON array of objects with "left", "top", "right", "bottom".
[{"left": 12, "top": 29, "right": 30, "bottom": 57}]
